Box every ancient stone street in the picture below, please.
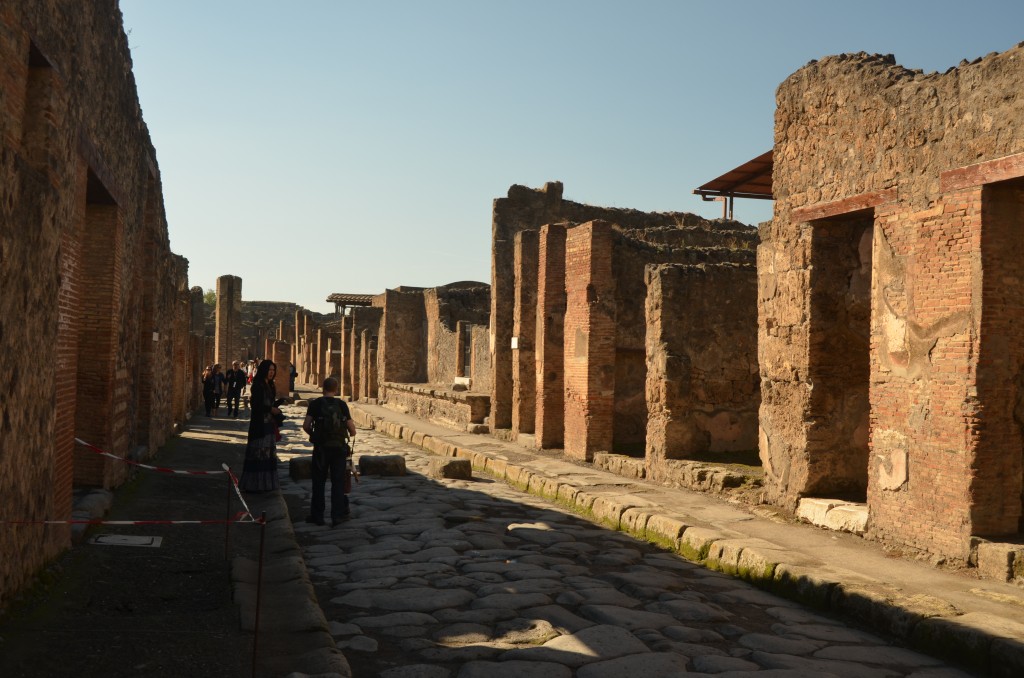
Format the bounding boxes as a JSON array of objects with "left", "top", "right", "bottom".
[{"left": 276, "top": 411, "right": 970, "bottom": 677}]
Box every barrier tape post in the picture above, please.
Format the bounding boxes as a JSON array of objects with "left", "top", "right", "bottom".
[{"left": 252, "top": 511, "right": 267, "bottom": 678}]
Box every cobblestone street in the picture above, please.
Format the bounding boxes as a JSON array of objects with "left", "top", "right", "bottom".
[{"left": 278, "top": 420, "right": 971, "bottom": 678}]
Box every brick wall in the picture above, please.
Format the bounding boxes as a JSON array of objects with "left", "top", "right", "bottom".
[
  {"left": 512, "top": 231, "right": 539, "bottom": 436},
  {"left": 0, "top": 1, "right": 193, "bottom": 605},
  {"left": 535, "top": 224, "right": 567, "bottom": 448},
  {"left": 765, "top": 47, "right": 1024, "bottom": 560},
  {"left": 490, "top": 180, "right": 757, "bottom": 432},
  {"left": 563, "top": 221, "right": 616, "bottom": 460}
]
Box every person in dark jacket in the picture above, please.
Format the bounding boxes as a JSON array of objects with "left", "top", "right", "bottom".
[
  {"left": 224, "top": 360, "right": 246, "bottom": 418},
  {"left": 239, "top": 360, "right": 282, "bottom": 492}
]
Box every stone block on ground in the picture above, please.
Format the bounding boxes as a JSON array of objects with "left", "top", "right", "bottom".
[
  {"left": 290, "top": 455, "right": 313, "bottom": 481},
  {"left": 428, "top": 457, "right": 472, "bottom": 480},
  {"left": 359, "top": 454, "right": 407, "bottom": 476}
]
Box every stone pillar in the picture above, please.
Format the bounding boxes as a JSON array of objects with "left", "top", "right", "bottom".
[
  {"left": 359, "top": 330, "right": 371, "bottom": 399},
  {"left": 350, "top": 329, "right": 362, "bottom": 400},
  {"left": 189, "top": 286, "right": 205, "bottom": 335},
  {"left": 535, "top": 224, "right": 567, "bottom": 449},
  {"left": 563, "top": 221, "right": 615, "bottom": 461},
  {"left": 214, "top": 274, "right": 242, "bottom": 366},
  {"left": 366, "top": 334, "right": 379, "bottom": 399},
  {"left": 340, "top": 316, "right": 353, "bottom": 397},
  {"left": 512, "top": 229, "right": 539, "bottom": 438},
  {"left": 272, "top": 341, "right": 292, "bottom": 397},
  {"left": 315, "top": 327, "right": 324, "bottom": 384}
]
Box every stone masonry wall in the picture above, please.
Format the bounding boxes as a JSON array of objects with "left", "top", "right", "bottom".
[
  {"left": 380, "top": 289, "right": 426, "bottom": 383},
  {"left": 424, "top": 283, "right": 490, "bottom": 387},
  {"left": 0, "top": 1, "right": 190, "bottom": 605},
  {"left": 764, "top": 47, "right": 1024, "bottom": 560},
  {"left": 470, "top": 325, "right": 492, "bottom": 398},
  {"left": 492, "top": 181, "right": 757, "bottom": 436},
  {"left": 645, "top": 263, "right": 759, "bottom": 474},
  {"left": 215, "top": 274, "right": 242, "bottom": 365}
]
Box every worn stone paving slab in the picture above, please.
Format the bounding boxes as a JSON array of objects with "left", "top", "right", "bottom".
[{"left": 276, "top": 421, "right": 974, "bottom": 677}]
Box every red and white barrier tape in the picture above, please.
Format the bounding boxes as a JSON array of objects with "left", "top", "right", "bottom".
[
  {"left": 222, "top": 463, "right": 256, "bottom": 520},
  {"left": 0, "top": 511, "right": 261, "bottom": 526},
  {"left": 75, "top": 438, "right": 227, "bottom": 475}
]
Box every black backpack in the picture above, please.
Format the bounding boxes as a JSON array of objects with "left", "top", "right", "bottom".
[{"left": 312, "top": 398, "right": 349, "bottom": 448}]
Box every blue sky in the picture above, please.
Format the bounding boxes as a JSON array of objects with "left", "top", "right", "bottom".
[{"left": 120, "top": 1, "right": 1024, "bottom": 312}]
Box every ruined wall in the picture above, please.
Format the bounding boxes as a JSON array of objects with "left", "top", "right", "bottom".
[
  {"left": 764, "top": 47, "right": 1024, "bottom": 559},
  {"left": 492, "top": 181, "right": 757, "bottom": 432},
  {"left": 470, "top": 325, "right": 492, "bottom": 398},
  {"left": 380, "top": 382, "right": 490, "bottom": 430},
  {"left": 645, "top": 263, "right": 759, "bottom": 472},
  {"left": 424, "top": 282, "right": 490, "bottom": 387},
  {"left": 348, "top": 307, "right": 382, "bottom": 399},
  {"left": 379, "top": 288, "right": 427, "bottom": 383},
  {"left": 0, "top": 1, "right": 188, "bottom": 605}
]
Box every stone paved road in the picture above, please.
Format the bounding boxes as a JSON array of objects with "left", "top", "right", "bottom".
[{"left": 277, "top": 420, "right": 973, "bottom": 678}]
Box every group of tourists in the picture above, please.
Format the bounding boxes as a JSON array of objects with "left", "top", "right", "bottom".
[{"left": 200, "top": 360, "right": 263, "bottom": 418}]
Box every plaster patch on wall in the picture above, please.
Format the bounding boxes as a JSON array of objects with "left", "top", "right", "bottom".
[{"left": 874, "top": 428, "right": 909, "bottom": 490}]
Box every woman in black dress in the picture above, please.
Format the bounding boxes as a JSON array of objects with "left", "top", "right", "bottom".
[
  {"left": 239, "top": 359, "right": 282, "bottom": 492},
  {"left": 201, "top": 365, "right": 216, "bottom": 417}
]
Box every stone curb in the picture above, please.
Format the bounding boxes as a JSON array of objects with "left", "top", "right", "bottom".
[
  {"left": 230, "top": 491, "right": 352, "bottom": 677},
  {"left": 350, "top": 405, "right": 1024, "bottom": 677}
]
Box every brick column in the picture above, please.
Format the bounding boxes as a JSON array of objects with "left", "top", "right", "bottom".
[
  {"left": 512, "top": 229, "right": 539, "bottom": 438},
  {"left": 340, "top": 316, "right": 353, "bottom": 397},
  {"left": 563, "top": 221, "right": 615, "bottom": 461},
  {"left": 273, "top": 341, "right": 292, "bottom": 397},
  {"left": 535, "top": 224, "right": 567, "bottom": 449}
]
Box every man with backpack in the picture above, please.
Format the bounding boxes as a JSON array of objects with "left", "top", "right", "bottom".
[{"left": 302, "top": 377, "right": 357, "bottom": 526}]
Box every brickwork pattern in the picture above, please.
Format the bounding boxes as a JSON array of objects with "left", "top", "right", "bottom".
[
  {"left": 512, "top": 230, "right": 539, "bottom": 436},
  {"left": 535, "top": 224, "right": 567, "bottom": 448},
  {"left": 0, "top": 1, "right": 193, "bottom": 605},
  {"left": 764, "top": 48, "right": 1024, "bottom": 560},
  {"left": 563, "top": 222, "right": 616, "bottom": 460}
]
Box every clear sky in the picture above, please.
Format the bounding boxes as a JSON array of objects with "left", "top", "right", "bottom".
[{"left": 120, "top": 0, "right": 1024, "bottom": 313}]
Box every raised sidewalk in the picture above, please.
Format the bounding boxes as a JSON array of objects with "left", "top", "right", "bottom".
[{"left": 348, "top": 400, "right": 1024, "bottom": 676}]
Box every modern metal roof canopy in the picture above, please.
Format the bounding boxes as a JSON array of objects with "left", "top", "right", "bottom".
[
  {"left": 326, "top": 293, "right": 374, "bottom": 314},
  {"left": 693, "top": 150, "right": 773, "bottom": 219}
]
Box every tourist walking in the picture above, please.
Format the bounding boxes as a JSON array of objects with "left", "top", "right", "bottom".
[
  {"left": 225, "top": 361, "right": 246, "bottom": 418},
  {"left": 239, "top": 359, "right": 282, "bottom": 492},
  {"left": 302, "top": 377, "right": 356, "bottom": 526},
  {"left": 201, "top": 365, "right": 216, "bottom": 417}
]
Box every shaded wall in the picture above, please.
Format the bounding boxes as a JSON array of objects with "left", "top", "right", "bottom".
[{"left": 0, "top": 0, "right": 190, "bottom": 605}]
